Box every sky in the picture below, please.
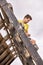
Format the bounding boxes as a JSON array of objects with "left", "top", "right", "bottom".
[{"left": 0, "top": 0, "right": 43, "bottom": 65}]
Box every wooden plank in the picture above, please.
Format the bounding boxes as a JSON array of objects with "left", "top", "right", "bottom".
[
  {"left": 0, "top": 34, "right": 3, "bottom": 42},
  {"left": 1, "top": 53, "right": 13, "bottom": 65},
  {"left": 0, "top": 49, "right": 10, "bottom": 62},
  {"left": 0, "top": 0, "right": 7, "bottom": 7},
  {"left": 0, "top": 45, "right": 4, "bottom": 55}
]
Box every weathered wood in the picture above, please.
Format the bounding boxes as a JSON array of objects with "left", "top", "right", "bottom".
[{"left": 0, "top": 0, "right": 43, "bottom": 65}]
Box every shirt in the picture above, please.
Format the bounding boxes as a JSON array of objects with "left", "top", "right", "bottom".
[{"left": 18, "top": 20, "right": 29, "bottom": 32}]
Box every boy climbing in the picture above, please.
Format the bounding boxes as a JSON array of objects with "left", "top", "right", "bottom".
[{"left": 18, "top": 14, "right": 38, "bottom": 50}]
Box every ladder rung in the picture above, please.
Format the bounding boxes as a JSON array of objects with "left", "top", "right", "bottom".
[{"left": 0, "top": 49, "right": 10, "bottom": 62}]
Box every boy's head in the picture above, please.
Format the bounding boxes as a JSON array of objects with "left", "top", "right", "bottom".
[{"left": 23, "top": 14, "right": 32, "bottom": 23}]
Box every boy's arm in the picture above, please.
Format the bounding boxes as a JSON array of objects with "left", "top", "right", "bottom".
[{"left": 25, "top": 32, "right": 31, "bottom": 37}]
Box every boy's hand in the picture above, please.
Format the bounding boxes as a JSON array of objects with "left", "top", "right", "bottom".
[
  {"left": 25, "top": 32, "right": 31, "bottom": 37},
  {"left": 30, "top": 39, "right": 36, "bottom": 45}
]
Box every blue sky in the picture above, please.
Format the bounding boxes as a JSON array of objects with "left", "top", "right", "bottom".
[{"left": 0, "top": 0, "right": 43, "bottom": 65}]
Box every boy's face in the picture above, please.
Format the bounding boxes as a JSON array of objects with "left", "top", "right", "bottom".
[{"left": 24, "top": 18, "right": 31, "bottom": 23}]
